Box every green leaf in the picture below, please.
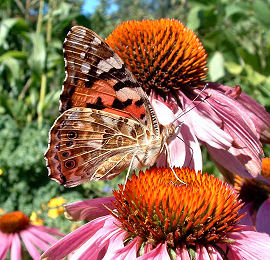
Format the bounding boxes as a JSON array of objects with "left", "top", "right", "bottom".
[
  {"left": 253, "top": 0, "right": 270, "bottom": 28},
  {"left": 208, "top": 52, "right": 225, "bottom": 81},
  {"left": 187, "top": 6, "right": 202, "bottom": 31},
  {"left": 1, "top": 56, "right": 20, "bottom": 79},
  {"left": 27, "top": 33, "right": 46, "bottom": 75},
  {"left": 225, "top": 62, "right": 243, "bottom": 75},
  {"left": 0, "top": 51, "right": 27, "bottom": 62},
  {"left": 0, "top": 18, "right": 18, "bottom": 47}
]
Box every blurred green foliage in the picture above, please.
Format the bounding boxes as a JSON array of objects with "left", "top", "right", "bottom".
[{"left": 0, "top": 0, "right": 270, "bottom": 234}]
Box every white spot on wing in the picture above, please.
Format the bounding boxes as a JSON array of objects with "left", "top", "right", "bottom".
[
  {"left": 84, "top": 44, "right": 89, "bottom": 50},
  {"left": 81, "top": 62, "right": 90, "bottom": 73},
  {"left": 96, "top": 55, "right": 123, "bottom": 75},
  {"left": 80, "top": 52, "right": 86, "bottom": 59}
]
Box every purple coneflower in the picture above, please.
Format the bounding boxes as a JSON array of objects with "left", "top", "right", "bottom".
[
  {"left": 0, "top": 211, "right": 64, "bottom": 260},
  {"left": 42, "top": 167, "right": 270, "bottom": 259},
  {"left": 235, "top": 158, "right": 270, "bottom": 235},
  {"left": 106, "top": 19, "right": 270, "bottom": 179}
]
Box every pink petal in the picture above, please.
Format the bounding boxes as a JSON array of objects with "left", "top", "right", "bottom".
[
  {"left": 171, "top": 119, "right": 202, "bottom": 172},
  {"left": 33, "top": 225, "right": 64, "bottom": 237},
  {"left": 42, "top": 216, "right": 110, "bottom": 260},
  {"left": 256, "top": 198, "right": 270, "bottom": 234},
  {"left": 10, "top": 233, "right": 21, "bottom": 260},
  {"left": 20, "top": 230, "right": 41, "bottom": 260},
  {"left": 151, "top": 97, "right": 202, "bottom": 171},
  {"left": 206, "top": 145, "right": 253, "bottom": 178},
  {"left": 21, "top": 228, "right": 52, "bottom": 252},
  {"left": 71, "top": 217, "right": 124, "bottom": 260},
  {"left": 113, "top": 236, "right": 142, "bottom": 259},
  {"left": 137, "top": 243, "right": 170, "bottom": 260},
  {"left": 180, "top": 93, "right": 233, "bottom": 150},
  {"left": 0, "top": 233, "right": 13, "bottom": 260},
  {"left": 102, "top": 230, "right": 127, "bottom": 260},
  {"left": 227, "top": 230, "right": 270, "bottom": 258},
  {"left": 176, "top": 245, "right": 190, "bottom": 259},
  {"left": 216, "top": 83, "right": 270, "bottom": 144},
  {"left": 27, "top": 225, "right": 62, "bottom": 245},
  {"left": 65, "top": 197, "right": 115, "bottom": 221},
  {"left": 238, "top": 202, "right": 255, "bottom": 227},
  {"left": 203, "top": 85, "right": 263, "bottom": 176}
]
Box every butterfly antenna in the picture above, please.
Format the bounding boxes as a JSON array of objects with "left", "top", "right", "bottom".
[
  {"left": 123, "top": 153, "right": 137, "bottom": 190},
  {"left": 172, "top": 84, "right": 210, "bottom": 126},
  {"left": 164, "top": 143, "right": 186, "bottom": 185}
]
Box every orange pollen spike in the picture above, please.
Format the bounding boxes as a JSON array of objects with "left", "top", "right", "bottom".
[
  {"left": 262, "top": 158, "right": 270, "bottom": 179},
  {"left": 0, "top": 211, "right": 30, "bottom": 233},
  {"left": 106, "top": 19, "right": 208, "bottom": 97},
  {"left": 111, "top": 167, "right": 243, "bottom": 249}
]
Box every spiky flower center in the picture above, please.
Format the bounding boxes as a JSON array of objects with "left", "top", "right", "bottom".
[
  {"left": 0, "top": 211, "right": 29, "bottom": 233},
  {"left": 106, "top": 19, "right": 208, "bottom": 97},
  {"left": 112, "top": 168, "right": 243, "bottom": 249},
  {"left": 235, "top": 158, "right": 270, "bottom": 210}
]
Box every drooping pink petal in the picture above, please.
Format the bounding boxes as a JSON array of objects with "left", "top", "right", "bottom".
[
  {"left": 137, "top": 243, "right": 170, "bottom": 260},
  {"left": 27, "top": 225, "right": 62, "bottom": 245},
  {"left": 20, "top": 230, "right": 41, "bottom": 260},
  {"left": 227, "top": 230, "right": 270, "bottom": 259},
  {"left": 10, "top": 233, "right": 21, "bottom": 260},
  {"left": 65, "top": 196, "right": 116, "bottom": 221},
  {"left": 21, "top": 228, "right": 52, "bottom": 252},
  {"left": 0, "top": 233, "right": 13, "bottom": 260},
  {"left": 41, "top": 216, "right": 110, "bottom": 260},
  {"left": 200, "top": 86, "right": 263, "bottom": 177},
  {"left": 113, "top": 236, "right": 142, "bottom": 259},
  {"left": 151, "top": 97, "right": 202, "bottom": 171},
  {"left": 256, "top": 198, "right": 270, "bottom": 234},
  {"left": 238, "top": 202, "right": 255, "bottom": 227},
  {"left": 33, "top": 224, "right": 64, "bottom": 237},
  {"left": 179, "top": 93, "right": 233, "bottom": 150},
  {"left": 70, "top": 217, "right": 124, "bottom": 260},
  {"left": 196, "top": 245, "right": 210, "bottom": 260},
  {"left": 176, "top": 244, "right": 190, "bottom": 259},
  {"left": 206, "top": 145, "right": 254, "bottom": 179},
  {"left": 102, "top": 230, "right": 127, "bottom": 260},
  {"left": 215, "top": 83, "right": 270, "bottom": 144}
]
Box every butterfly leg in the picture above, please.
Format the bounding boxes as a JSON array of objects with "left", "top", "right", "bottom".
[
  {"left": 123, "top": 152, "right": 137, "bottom": 189},
  {"left": 164, "top": 142, "right": 186, "bottom": 185}
]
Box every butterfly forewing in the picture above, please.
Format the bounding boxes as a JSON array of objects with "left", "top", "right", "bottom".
[{"left": 60, "top": 26, "right": 158, "bottom": 134}]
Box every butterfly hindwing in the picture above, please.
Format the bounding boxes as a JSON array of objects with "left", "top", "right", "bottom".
[{"left": 45, "top": 107, "right": 155, "bottom": 187}]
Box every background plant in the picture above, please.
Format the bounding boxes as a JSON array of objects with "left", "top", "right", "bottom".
[{"left": 0, "top": 0, "right": 269, "bottom": 234}]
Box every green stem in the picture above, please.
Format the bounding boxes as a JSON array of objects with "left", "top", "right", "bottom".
[
  {"left": 38, "top": 73, "right": 47, "bottom": 127},
  {"left": 36, "top": 0, "right": 44, "bottom": 34}
]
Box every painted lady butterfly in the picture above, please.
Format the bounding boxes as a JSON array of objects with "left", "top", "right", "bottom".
[{"left": 45, "top": 26, "right": 176, "bottom": 187}]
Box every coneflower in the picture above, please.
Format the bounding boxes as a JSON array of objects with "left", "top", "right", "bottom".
[
  {"left": 42, "top": 167, "right": 270, "bottom": 259},
  {"left": 106, "top": 19, "right": 270, "bottom": 179}
]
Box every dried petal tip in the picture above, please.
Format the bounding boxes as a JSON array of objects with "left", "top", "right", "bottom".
[
  {"left": 0, "top": 211, "right": 29, "bottom": 233},
  {"left": 112, "top": 168, "right": 243, "bottom": 249},
  {"left": 106, "top": 19, "right": 208, "bottom": 96}
]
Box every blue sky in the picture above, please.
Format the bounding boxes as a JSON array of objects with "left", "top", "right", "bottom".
[{"left": 81, "top": 0, "right": 100, "bottom": 14}]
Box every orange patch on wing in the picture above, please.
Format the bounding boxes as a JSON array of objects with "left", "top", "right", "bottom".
[{"left": 103, "top": 108, "right": 132, "bottom": 118}]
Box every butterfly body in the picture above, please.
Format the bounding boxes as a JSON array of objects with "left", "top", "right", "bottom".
[{"left": 45, "top": 26, "right": 175, "bottom": 187}]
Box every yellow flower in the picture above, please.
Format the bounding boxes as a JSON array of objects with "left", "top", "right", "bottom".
[
  {"left": 48, "top": 207, "right": 64, "bottom": 219},
  {"left": 48, "top": 197, "right": 66, "bottom": 208},
  {"left": 0, "top": 208, "right": 5, "bottom": 215},
  {"left": 30, "top": 212, "right": 43, "bottom": 226},
  {"left": 0, "top": 169, "right": 3, "bottom": 176}
]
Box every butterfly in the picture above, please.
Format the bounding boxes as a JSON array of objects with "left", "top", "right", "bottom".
[{"left": 45, "top": 26, "right": 176, "bottom": 187}]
